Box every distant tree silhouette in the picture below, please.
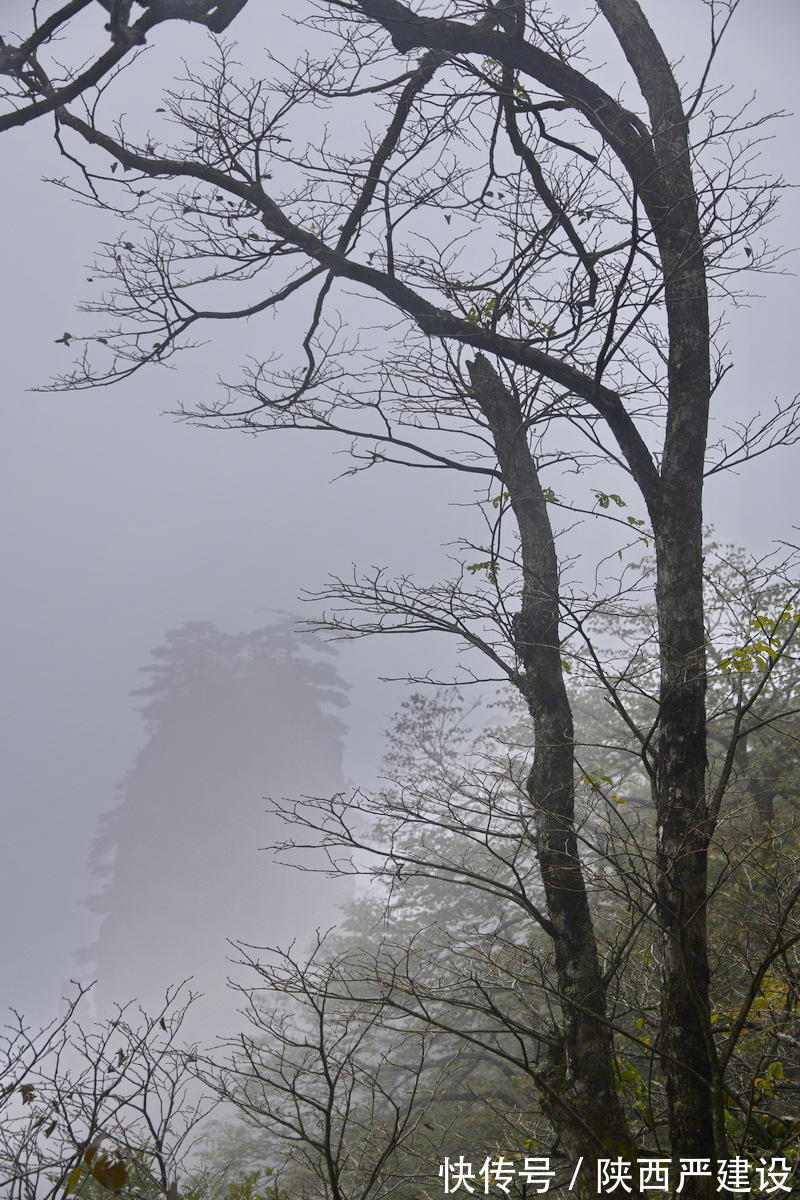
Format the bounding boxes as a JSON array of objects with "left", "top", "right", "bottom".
[{"left": 78, "top": 619, "right": 348, "bottom": 1034}]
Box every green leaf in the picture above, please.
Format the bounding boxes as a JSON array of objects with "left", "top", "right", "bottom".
[
  {"left": 593, "top": 489, "right": 626, "bottom": 510},
  {"left": 466, "top": 560, "right": 498, "bottom": 583},
  {"left": 65, "top": 1163, "right": 86, "bottom": 1196}
]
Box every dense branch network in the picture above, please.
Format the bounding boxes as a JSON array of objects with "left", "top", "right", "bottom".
[{"left": 3, "top": 3, "right": 800, "bottom": 1197}]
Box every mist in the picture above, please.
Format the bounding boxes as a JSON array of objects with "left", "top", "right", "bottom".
[{"left": 1, "top": 6, "right": 799, "bottom": 1190}]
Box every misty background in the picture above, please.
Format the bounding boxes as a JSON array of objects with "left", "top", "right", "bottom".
[{"left": 1, "top": 0, "right": 798, "bottom": 1036}]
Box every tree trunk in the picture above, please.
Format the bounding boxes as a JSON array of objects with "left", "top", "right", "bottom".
[
  {"left": 469, "top": 356, "right": 636, "bottom": 1187},
  {"left": 595, "top": 4, "right": 717, "bottom": 1188}
]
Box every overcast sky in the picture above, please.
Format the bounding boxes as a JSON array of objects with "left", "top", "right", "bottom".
[{"left": 1, "top": 0, "right": 798, "bottom": 1032}]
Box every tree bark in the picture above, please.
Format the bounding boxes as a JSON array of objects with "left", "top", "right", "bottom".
[
  {"left": 596, "top": 2, "right": 716, "bottom": 1188},
  {"left": 469, "top": 355, "right": 636, "bottom": 1186}
]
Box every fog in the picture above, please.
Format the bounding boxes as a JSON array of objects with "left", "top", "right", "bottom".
[{"left": 1, "top": 0, "right": 798, "bottom": 1041}]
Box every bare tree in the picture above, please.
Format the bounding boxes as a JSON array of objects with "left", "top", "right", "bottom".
[
  {"left": 0, "top": 984, "right": 213, "bottom": 1199},
  {"left": 0, "top": 1, "right": 250, "bottom": 135},
  {"left": 202, "top": 936, "right": 447, "bottom": 1200},
  {"left": 5, "top": 2, "right": 800, "bottom": 1196}
]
